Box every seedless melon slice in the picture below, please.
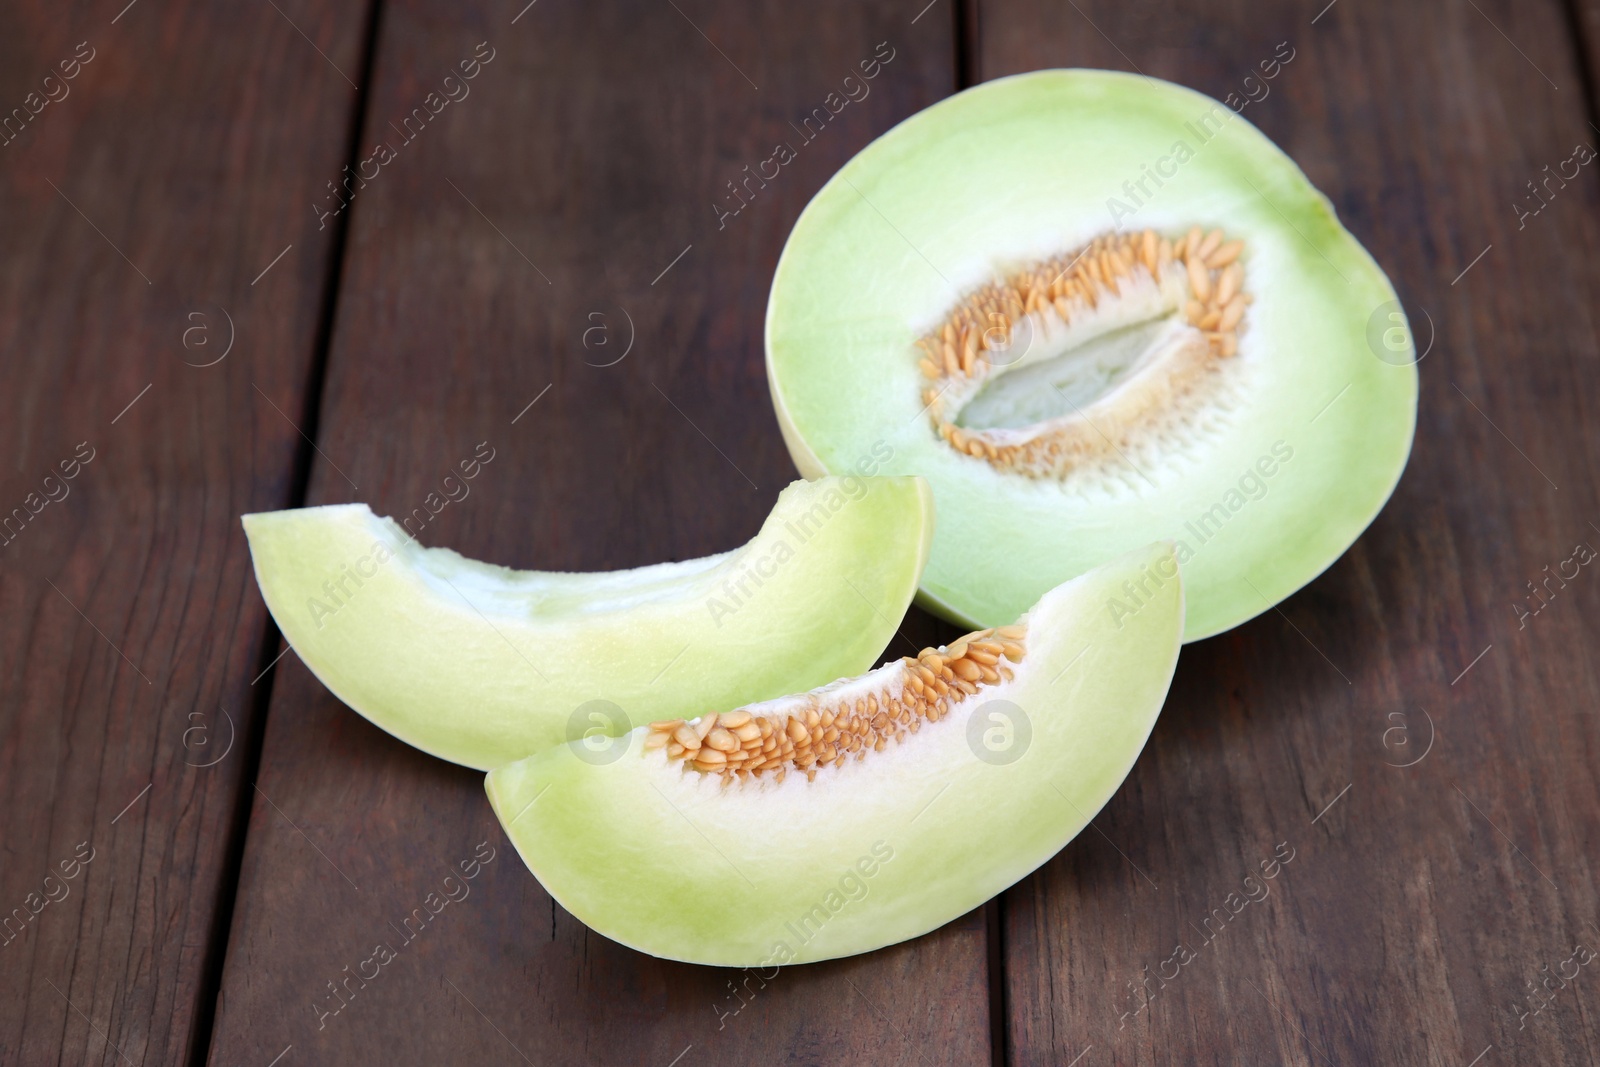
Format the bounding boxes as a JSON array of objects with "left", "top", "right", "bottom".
[
  {"left": 243, "top": 476, "right": 932, "bottom": 770},
  {"left": 487, "top": 541, "right": 1182, "bottom": 966},
  {"left": 766, "top": 70, "right": 1418, "bottom": 640}
]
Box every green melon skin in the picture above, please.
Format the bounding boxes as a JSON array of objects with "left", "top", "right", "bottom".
[
  {"left": 242, "top": 476, "right": 933, "bottom": 770},
  {"left": 486, "top": 541, "right": 1182, "bottom": 967},
  {"left": 765, "top": 69, "right": 1418, "bottom": 641}
]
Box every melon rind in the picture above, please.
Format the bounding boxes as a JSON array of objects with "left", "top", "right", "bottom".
[
  {"left": 765, "top": 69, "right": 1418, "bottom": 640},
  {"left": 242, "top": 476, "right": 934, "bottom": 770},
  {"left": 486, "top": 541, "right": 1182, "bottom": 966}
]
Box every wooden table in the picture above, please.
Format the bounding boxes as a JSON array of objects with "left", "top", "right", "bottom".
[{"left": 3, "top": 0, "right": 1596, "bottom": 1063}]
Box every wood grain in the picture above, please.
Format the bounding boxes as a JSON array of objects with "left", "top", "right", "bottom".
[
  {"left": 0, "top": 1, "right": 371, "bottom": 1064},
  {"left": 12, "top": 0, "right": 1591, "bottom": 1061},
  {"left": 981, "top": 0, "right": 1600, "bottom": 1063},
  {"left": 206, "top": 2, "right": 991, "bottom": 1065}
]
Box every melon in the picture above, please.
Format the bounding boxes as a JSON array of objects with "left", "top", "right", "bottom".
[
  {"left": 765, "top": 70, "right": 1417, "bottom": 639},
  {"left": 486, "top": 541, "right": 1182, "bottom": 966},
  {"left": 242, "top": 476, "right": 933, "bottom": 769}
]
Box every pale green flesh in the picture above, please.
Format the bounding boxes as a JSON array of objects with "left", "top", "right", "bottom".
[
  {"left": 243, "top": 476, "right": 933, "bottom": 770},
  {"left": 765, "top": 70, "right": 1418, "bottom": 640},
  {"left": 486, "top": 541, "right": 1182, "bottom": 967}
]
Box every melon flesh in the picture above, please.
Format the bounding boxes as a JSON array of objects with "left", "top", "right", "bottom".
[
  {"left": 242, "top": 476, "right": 933, "bottom": 770},
  {"left": 765, "top": 69, "right": 1417, "bottom": 640},
  {"left": 486, "top": 541, "right": 1182, "bottom": 966}
]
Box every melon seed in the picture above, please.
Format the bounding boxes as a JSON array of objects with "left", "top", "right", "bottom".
[{"left": 643, "top": 625, "right": 1029, "bottom": 784}]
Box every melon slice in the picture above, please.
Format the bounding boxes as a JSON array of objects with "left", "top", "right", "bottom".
[
  {"left": 242, "top": 476, "right": 933, "bottom": 770},
  {"left": 486, "top": 541, "right": 1182, "bottom": 966},
  {"left": 765, "top": 69, "right": 1418, "bottom": 640}
]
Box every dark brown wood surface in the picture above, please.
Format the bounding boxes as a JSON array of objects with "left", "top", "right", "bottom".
[
  {"left": 982, "top": 0, "right": 1600, "bottom": 1064},
  {"left": 5, "top": 0, "right": 1600, "bottom": 1063},
  {"left": 0, "top": 1, "right": 372, "bottom": 1064}
]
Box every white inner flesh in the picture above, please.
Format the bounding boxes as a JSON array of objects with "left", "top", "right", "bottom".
[
  {"left": 957, "top": 316, "right": 1190, "bottom": 429},
  {"left": 936, "top": 265, "right": 1202, "bottom": 437},
  {"left": 401, "top": 524, "right": 736, "bottom": 618},
  {"left": 689, "top": 663, "right": 915, "bottom": 727}
]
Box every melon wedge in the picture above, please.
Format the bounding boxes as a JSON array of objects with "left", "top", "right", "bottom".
[
  {"left": 242, "top": 476, "right": 933, "bottom": 770},
  {"left": 486, "top": 541, "right": 1182, "bottom": 966}
]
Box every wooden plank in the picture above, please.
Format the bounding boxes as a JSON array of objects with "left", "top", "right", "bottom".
[
  {"left": 0, "top": 1, "right": 371, "bottom": 1064},
  {"left": 978, "top": 1, "right": 1600, "bottom": 1063},
  {"left": 206, "top": 2, "right": 993, "bottom": 1064}
]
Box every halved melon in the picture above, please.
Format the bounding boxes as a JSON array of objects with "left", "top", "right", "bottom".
[
  {"left": 242, "top": 476, "right": 933, "bottom": 770},
  {"left": 765, "top": 69, "right": 1417, "bottom": 640},
  {"left": 486, "top": 541, "right": 1182, "bottom": 966}
]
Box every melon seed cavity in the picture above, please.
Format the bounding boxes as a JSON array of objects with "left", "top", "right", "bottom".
[
  {"left": 644, "top": 625, "right": 1028, "bottom": 784},
  {"left": 916, "top": 226, "right": 1250, "bottom": 477}
]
